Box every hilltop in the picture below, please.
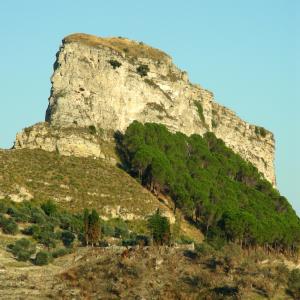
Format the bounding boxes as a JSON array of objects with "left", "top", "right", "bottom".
[
  {"left": 16, "top": 33, "right": 275, "bottom": 185},
  {"left": 0, "top": 33, "right": 299, "bottom": 299}
]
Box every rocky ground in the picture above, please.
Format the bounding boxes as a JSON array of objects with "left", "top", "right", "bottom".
[{"left": 0, "top": 240, "right": 296, "bottom": 300}]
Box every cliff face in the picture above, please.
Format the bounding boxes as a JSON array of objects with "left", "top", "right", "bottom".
[{"left": 15, "top": 33, "right": 276, "bottom": 185}]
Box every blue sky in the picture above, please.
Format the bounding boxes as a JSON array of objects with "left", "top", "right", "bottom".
[{"left": 0, "top": 1, "right": 299, "bottom": 213}]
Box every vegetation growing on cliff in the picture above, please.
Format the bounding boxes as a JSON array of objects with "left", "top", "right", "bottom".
[{"left": 117, "top": 121, "right": 300, "bottom": 253}]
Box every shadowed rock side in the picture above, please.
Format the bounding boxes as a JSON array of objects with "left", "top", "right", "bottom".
[{"left": 15, "top": 33, "right": 276, "bottom": 185}]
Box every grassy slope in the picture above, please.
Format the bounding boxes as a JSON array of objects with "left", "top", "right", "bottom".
[{"left": 0, "top": 149, "right": 164, "bottom": 218}]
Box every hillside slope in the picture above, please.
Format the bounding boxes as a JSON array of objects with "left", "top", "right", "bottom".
[{"left": 0, "top": 149, "right": 168, "bottom": 220}]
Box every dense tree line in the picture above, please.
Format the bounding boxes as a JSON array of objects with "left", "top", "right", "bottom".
[{"left": 117, "top": 121, "right": 300, "bottom": 253}]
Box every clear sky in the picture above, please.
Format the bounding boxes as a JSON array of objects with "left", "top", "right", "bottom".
[{"left": 0, "top": 1, "right": 299, "bottom": 213}]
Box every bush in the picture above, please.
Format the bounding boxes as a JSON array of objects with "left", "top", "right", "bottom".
[
  {"left": 106, "top": 218, "right": 129, "bottom": 238},
  {"left": 88, "top": 125, "right": 97, "bottom": 135},
  {"left": 122, "top": 238, "right": 137, "bottom": 247},
  {"left": 9, "top": 238, "right": 36, "bottom": 261},
  {"left": 2, "top": 219, "right": 18, "bottom": 235},
  {"left": 136, "top": 64, "right": 149, "bottom": 77},
  {"left": 35, "top": 225, "right": 57, "bottom": 249},
  {"left": 52, "top": 248, "right": 72, "bottom": 258},
  {"left": 22, "top": 224, "right": 41, "bottom": 236},
  {"left": 0, "top": 201, "right": 8, "bottom": 214},
  {"left": 108, "top": 59, "right": 122, "bottom": 69},
  {"left": 287, "top": 269, "right": 300, "bottom": 299},
  {"left": 7, "top": 206, "right": 30, "bottom": 222},
  {"left": 195, "top": 242, "right": 216, "bottom": 257},
  {"left": 255, "top": 126, "right": 267, "bottom": 138},
  {"left": 99, "top": 240, "right": 109, "bottom": 247},
  {"left": 61, "top": 230, "right": 75, "bottom": 247},
  {"left": 136, "top": 235, "right": 151, "bottom": 246},
  {"left": 148, "top": 210, "right": 171, "bottom": 245},
  {"left": 30, "top": 208, "right": 46, "bottom": 224},
  {"left": 176, "top": 235, "right": 194, "bottom": 245},
  {"left": 34, "top": 251, "right": 52, "bottom": 266},
  {"left": 41, "top": 200, "right": 57, "bottom": 216},
  {"left": 101, "top": 222, "right": 115, "bottom": 237}
]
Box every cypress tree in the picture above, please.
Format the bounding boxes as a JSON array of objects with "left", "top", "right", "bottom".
[{"left": 88, "top": 209, "right": 101, "bottom": 247}]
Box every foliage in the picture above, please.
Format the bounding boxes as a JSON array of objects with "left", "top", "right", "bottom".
[
  {"left": 8, "top": 238, "right": 36, "bottom": 261},
  {"left": 117, "top": 121, "right": 300, "bottom": 252},
  {"left": 1, "top": 218, "right": 18, "bottom": 235},
  {"left": 88, "top": 125, "right": 97, "bottom": 135},
  {"left": 41, "top": 200, "right": 57, "bottom": 216},
  {"left": 61, "top": 230, "right": 75, "bottom": 247},
  {"left": 83, "top": 209, "right": 101, "bottom": 246},
  {"left": 52, "top": 247, "right": 73, "bottom": 258},
  {"left": 34, "top": 251, "right": 52, "bottom": 266},
  {"left": 287, "top": 269, "right": 300, "bottom": 299},
  {"left": 194, "top": 100, "right": 205, "bottom": 124},
  {"left": 108, "top": 59, "right": 122, "bottom": 69},
  {"left": 255, "top": 126, "right": 267, "bottom": 138},
  {"left": 136, "top": 64, "right": 149, "bottom": 77},
  {"left": 148, "top": 209, "right": 171, "bottom": 245}
]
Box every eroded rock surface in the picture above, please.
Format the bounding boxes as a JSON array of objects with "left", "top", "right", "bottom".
[{"left": 15, "top": 33, "right": 276, "bottom": 185}]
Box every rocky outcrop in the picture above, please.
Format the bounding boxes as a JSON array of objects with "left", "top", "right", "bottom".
[
  {"left": 15, "top": 33, "right": 276, "bottom": 185},
  {"left": 15, "top": 122, "right": 117, "bottom": 163}
]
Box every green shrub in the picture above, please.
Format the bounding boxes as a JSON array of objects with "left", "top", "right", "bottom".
[
  {"left": 108, "top": 59, "right": 122, "bottom": 69},
  {"left": 41, "top": 200, "right": 57, "bottom": 216},
  {"left": 0, "top": 214, "right": 6, "bottom": 226},
  {"left": 61, "top": 230, "right": 75, "bottom": 247},
  {"left": 136, "top": 64, "right": 149, "bottom": 77},
  {"left": 2, "top": 219, "right": 18, "bottom": 235},
  {"left": 30, "top": 208, "right": 46, "bottom": 224},
  {"left": 106, "top": 218, "right": 129, "bottom": 238},
  {"left": 195, "top": 242, "right": 216, "bottom": 257},
  {"left": 35, "top": 226, "right": 56, "bottom": 249},
  {"left": 255, "top": 126, "right": 267, "bottom": 138},
  {"left": 135, "top": 235, "right": 151, "bottom": 246},
  {"left": 176, "top": 235, "right": 194, "bottom": 245},
  {"left": 34, "top": 251, "right": 52, "bottom": 266},
  {"left": 88, "top": 125, "right": 97, "bottom": 135},
  {"left": 287, "top": 269, "right": 300, "bottom": 299},
  {"left": 0, "top": 202, "right": 8, "bottom": 214},
  {"left": 22, "top": 224, "right": 41, "bottom": 236},
  {"left": 52, "top": 247, "right": 72, "bottom": 258},
  {"left": 194, "top": 100, "right": 205, "bottom": 123},
  {"left": 9, "top": 238, "right": 36, "bottom": 261},
  {"left": 99, "top": 240, "right": 109, "bottom": 247},
  {"left": 122, "top": 238, "right": 137, "bottom": 247},
  {"left": 101, "top": 222, "right": 115, "bottom": 237},
  {"left": 148, "top": 210, "right": 171, "bottom": 245}
]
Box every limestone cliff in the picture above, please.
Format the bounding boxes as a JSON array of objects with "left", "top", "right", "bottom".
[{"left": 15, "top": 33, "right": 276, "bottom": 185}]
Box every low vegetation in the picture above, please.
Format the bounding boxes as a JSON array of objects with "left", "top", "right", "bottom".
[
  {"left": 194, "top": 100, "right": 206, "bottom": 124},
  {"left": 0, "top": 149, "right": 161, "bottom": 217},
  {"left": 1, "top": 198, "right": 175, "bottom": 266},
  {"left": 64, "top": 33, "right": 169, "bottom": 62},
  {"left": 255, "top": 126, "right": 268, "bottom": 137},
  {"left": 136, "top": 64, "right": 150, "bottom": 77},
  {"left": 54, "top": 242, "right": 297, "bottom": 299},
  {"left": 108, "top": 59, "right": 122, "bottom": 69}
]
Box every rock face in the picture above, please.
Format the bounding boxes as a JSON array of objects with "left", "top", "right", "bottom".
[{"left": 15, "top": 33, "right": 276, "bottom": 185}]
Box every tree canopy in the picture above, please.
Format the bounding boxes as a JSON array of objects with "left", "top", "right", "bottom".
[{"left": 117, "top": 121, "right": 300, "bottom": 252}]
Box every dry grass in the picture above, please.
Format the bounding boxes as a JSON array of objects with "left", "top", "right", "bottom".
[
  {"left": 52, "top": 246, "right": 292, "bottom": 299},
  {"left": 64, "top": 33, "right": 170, "bottom": 62},
  {"left": 0, "top": 149, "right": 165, "bottom": 218}
]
